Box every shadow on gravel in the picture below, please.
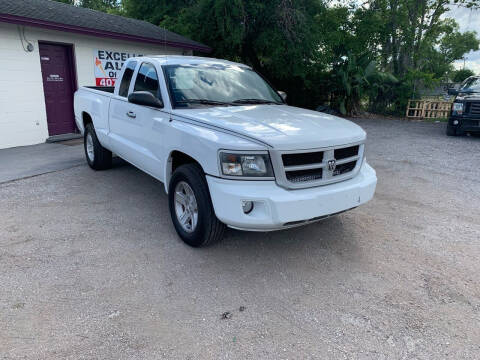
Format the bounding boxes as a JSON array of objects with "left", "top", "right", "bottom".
[
  {"left": 111, "top": 156, "right": 130, "bottom": 168},
  {"left": 212, "top": 216, "right": 362, "bottom": 270}
]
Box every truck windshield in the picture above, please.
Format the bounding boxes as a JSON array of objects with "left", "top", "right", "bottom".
[
  {"left": 163, "top": 64, "right": 283, "bottom": 108},
  {"left": 460, "top": 77, "right": 480, "bottom": 93}
]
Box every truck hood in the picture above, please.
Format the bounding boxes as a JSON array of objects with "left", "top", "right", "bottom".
[{"left": 173, "top": 105, "right": 366, "bottom": 150}]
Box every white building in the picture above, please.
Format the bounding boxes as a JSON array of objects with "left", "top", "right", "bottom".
[{"left": 0, "top": 0, "right": 210, "bottom": 149}]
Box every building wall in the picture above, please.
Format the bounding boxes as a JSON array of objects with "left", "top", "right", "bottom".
[{"left": 0, "top": 22, "right": 188, "bottom": 149}]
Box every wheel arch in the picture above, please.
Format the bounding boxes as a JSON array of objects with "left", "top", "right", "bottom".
[
  {"left": 81, "top": 111, "right": 93, "bottom": 133},
  {"left": 164, "top": 150, "right": 206, "bottom": 193}
]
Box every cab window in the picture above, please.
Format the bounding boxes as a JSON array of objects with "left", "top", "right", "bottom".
[
  {"left": 134, "top": 63, "right": 160, "bottom": 98},
  {"left": 118, "top": 61, "right": 137, "bottom": 97}
]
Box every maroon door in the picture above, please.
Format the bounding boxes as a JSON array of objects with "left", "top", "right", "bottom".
[{"left": 39, "top": 43, "right": 77, "bottom": 136}]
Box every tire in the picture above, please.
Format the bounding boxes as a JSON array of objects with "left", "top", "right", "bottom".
[
  {"left": 168, "top": 164, "right": 225, "bottom": 247},
  {"left": 84, "top": 123, "right": 112, "bottom": 170},
  {"left": 446, "top": 124, "right": 457, "bottom": 136}
]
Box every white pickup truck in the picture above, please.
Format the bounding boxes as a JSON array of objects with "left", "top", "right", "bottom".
[{"left": 74, "top": 56, "right": 377, "bottom": 247}]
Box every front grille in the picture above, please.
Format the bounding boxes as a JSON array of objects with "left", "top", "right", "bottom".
[
  {"left": 274, "top": 143, "right": 363, "bottom": 189},
  {"left": 282, "top": 151, "right": 323, "bottom": 166},
  {"left": 333, "top": 161, "right": 356, "bottom": 176},
  {"left": 469, "top": 102, "right": 480, "bottom": 115},
  {"left": 286, "top": 168, "right": 322, "bottom": 182},
  {"left": 334, "top": 145, "right": 359, "bottom": 160}
]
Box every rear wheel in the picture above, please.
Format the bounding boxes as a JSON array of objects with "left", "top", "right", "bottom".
[
  {"left": 84, "top": 123, "right": 112, "bottom": 170},
  {"left": 168, "top": 164, "right": 225, "bottom": 247}
]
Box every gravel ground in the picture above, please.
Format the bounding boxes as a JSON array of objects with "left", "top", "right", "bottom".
[{"left": 1, "top": 119, "right": 479, "bottom": 359}]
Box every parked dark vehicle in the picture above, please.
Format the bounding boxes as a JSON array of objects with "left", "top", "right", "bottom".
[{"left": 446, "top": 76, "right": 480, "bottom": 136}]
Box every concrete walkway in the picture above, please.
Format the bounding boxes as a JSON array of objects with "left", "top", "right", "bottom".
[{"left": 0, "top": 141, "right": 85, "bottom": 184}]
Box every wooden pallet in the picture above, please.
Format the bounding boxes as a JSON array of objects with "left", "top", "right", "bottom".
[{"left": 406, "top": 100, "right": 452, "bottom": 119}]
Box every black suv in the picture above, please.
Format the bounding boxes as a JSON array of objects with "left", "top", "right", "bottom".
[{"left": 447, "top": 76, "right": 480, "bottom": 136}]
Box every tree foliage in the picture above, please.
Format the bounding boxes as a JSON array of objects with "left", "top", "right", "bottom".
[
  {"left": 53, "top": 0, "right": 480, "bottom": 115},
  {"left": 451, "top": 68, "right": 475, "bottom": 82}
]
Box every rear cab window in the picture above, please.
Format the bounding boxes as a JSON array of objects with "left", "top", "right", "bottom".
[
  {"left": 133, "top": 62, "right": 161, "bottom": 98},
  {"left": 118, "top": 60, "right": 137, "bottom": 97}
]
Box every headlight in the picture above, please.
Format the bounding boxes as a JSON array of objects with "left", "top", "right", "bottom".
[
  {"left": 220, "top": 152, "right": 274, "bottom": 178},
  {"left": 452, "top": 102, "right": 464, "bottom": 115}
]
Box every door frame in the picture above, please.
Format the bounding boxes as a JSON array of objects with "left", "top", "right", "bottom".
[{"left": 38, "top": 40, "right": 79, "bottom": 134}]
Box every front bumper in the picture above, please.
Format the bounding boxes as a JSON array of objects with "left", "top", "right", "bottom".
[
  {"left": 449, "top": 115, "right": 480, "bottom": 133},
  {"left": 206, "top": 162, "right": 377, "bottom": 231}
]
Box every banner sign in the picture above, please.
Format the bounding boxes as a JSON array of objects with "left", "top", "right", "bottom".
[{"left": 94, "top": 49, "right": 143, "bottom": 86}]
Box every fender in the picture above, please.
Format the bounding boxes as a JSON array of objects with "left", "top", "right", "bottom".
[{"left": 163, "top": 148, "right": 203, "bottom": 193}]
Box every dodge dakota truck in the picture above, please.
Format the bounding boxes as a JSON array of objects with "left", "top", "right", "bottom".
[{"left": 74, "top": 56, "right": 377, "bottom": 247}]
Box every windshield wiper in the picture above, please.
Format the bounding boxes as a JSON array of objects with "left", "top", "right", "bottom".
[
  {"left": 175, "top": 98, "right": 282, "bottom": 107},
  {"left": 232, "top": 98, "right": 282, "bottom": 105},
  {"left": 176, "top": 99, "right": 233, "bottom": 106}
]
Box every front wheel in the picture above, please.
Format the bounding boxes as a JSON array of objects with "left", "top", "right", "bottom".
[{"left": 168, "top": 164, "right": 225, "bottom": 247}]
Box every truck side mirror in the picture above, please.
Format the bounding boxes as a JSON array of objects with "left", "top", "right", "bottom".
[
  {"left": 447, "top": 88, "right": 458, "bottom": 96},
  {"left": 128, "top": 91, "right": 164, "bottom": 108},
  {"left": 278, "top": 91, "right": 287, "bottom": 102}
]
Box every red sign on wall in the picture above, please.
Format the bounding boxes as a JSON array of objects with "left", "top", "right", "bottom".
[
  {"left": 94, "top": 49, "right": 143, "bottom": 87},
  {"left": 95, "top": 78, "right": 116, "bottom": 87}
]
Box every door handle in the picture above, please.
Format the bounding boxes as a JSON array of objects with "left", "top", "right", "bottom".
[{"left": 126, "top": 111, "right": 136, "bottom": 119}]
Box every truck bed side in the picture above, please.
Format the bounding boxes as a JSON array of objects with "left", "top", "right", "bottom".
[{"left": 74, "top": 87, "right": 113, "bottom": 148}]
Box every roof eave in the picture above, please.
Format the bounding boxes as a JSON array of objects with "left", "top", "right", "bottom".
[{"left": 0, "top": 13, "right": 212, "bottom": 53}]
